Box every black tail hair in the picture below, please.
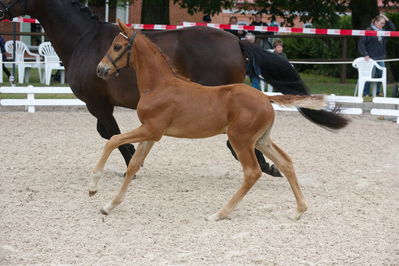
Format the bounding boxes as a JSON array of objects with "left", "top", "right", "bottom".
[{"left": 239, "top": 40, "right": 348, "bottom": 130}]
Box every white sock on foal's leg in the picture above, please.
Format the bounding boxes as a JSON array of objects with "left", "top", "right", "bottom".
[{"left": 88, "top": 171, "right": 102, "bottom": 196}]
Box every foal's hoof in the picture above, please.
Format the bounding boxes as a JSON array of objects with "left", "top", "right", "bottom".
[
  {"left": 289, "top": 210, "right": 305, "bottom": 221},
  {"left": 88, "top": 190, "right": 97, "bottom": 197},
  {"left": 206, "top": 213, "right": 224, "bottom": 222},
  {"left": 100, "top": 208, "right": 109, "bottom": 215}
]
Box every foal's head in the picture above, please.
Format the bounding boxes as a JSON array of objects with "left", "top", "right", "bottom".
[{"left": 97, "top": 19, "right": 138, "bottom": 80}]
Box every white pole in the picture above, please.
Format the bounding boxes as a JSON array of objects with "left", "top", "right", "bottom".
[
  {"left": 125, "top": 1, "right": 129, "bottom": 23},
  {"left": 105, "top": 0, "right": 109, "bottom": 22}
]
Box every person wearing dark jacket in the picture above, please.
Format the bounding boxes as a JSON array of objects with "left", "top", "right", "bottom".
[
  {"left": 358, "top": 14, "right": 395, "bottom": 96},
  {"left": 250, "top": 12, "right": 273, "bottom": 50},
  {"left": 224, "top": 16, "right": 246, "bottom": 40},
  {"left": 0, "top": 35, "right": 11, "bottom": 79}
]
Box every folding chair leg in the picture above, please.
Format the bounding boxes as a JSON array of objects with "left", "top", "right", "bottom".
[
  {"left": 60, "top": 70, "right": 65, "bottom": 84},
  {"left": 24, "top": 68, "right": 30, "bottom": 83},
  {"left": 357, "top": 81, "right": 365, "bottom": 97},
  {"left": 382, "top": 81, "right": 386, "bottom": 98},
  {"left": 45, "top": 67, "right": 52, "bottom": 85},
  {"left": 38, "top": 68, "right": 43, "bottom": 84},
  {"left": 354, "top": 82, "right": 358, "bottom": 96},
  {"left": 18, "top": 66, "right": 25, "bottom": 84}
]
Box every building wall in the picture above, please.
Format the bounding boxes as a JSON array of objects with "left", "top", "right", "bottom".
[{"left": 128, "top": 0, "right": 204, "bottom": 25}]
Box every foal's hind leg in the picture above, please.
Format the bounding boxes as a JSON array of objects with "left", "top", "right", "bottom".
[
  {"left": 255, "top": 133, "right": 307, "bottom": 220},
  {"left": 101, "top": 141, "right": 155, "bottom": 215},
  {"left": 226, "top": 140, "right": 282, "bottom": 177},
  {"left": 207, "top": 138, "right": 262, "bottom": 221}
]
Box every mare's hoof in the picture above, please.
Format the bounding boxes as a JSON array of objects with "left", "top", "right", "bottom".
[
  {"left": 88, "top": 190, "right": 97, "bottom": 197},
  {"left": 261, "top": 163, "right": 283, "bottom": 177},
  {"left": 100, "top": 208, "right": 109, "bottom": 215}
]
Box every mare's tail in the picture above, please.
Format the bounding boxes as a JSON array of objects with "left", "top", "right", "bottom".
[{"left": 239, "top": 40, "right": 349, "bottom": 130}]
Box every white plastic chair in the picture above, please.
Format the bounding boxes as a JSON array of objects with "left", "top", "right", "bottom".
[
  {"left": 352, "top": 57, "right": 386, "bottom": 97},
  {"left": 0, "top": 52, "right": 3, "bottom": 83},
  {"left": 5, "top": 40, "right": 43, "bottom": 84},
  {"left": 38, "top": 42, "right": 65, "bottom": 85}
]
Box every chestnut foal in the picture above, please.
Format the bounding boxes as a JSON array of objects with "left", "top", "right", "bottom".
[{"left": 92, "top": 20, "right": 326, "bottom": 221}]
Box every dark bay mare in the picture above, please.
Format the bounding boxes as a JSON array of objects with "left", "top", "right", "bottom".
[{"left": 0, "top": 0, "right": 348, "bottom": 175}]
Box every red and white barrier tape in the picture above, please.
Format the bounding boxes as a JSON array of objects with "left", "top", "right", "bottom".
[{"left": 4, "top": 17, "right": 399, "bottom": 37}]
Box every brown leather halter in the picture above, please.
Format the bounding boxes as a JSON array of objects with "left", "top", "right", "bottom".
[{"left": 106, "top": 31, "right": 139, "bottom": 75}]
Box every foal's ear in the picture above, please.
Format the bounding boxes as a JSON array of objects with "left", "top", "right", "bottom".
[{"left": 117, "top": 18, "right": 130, "bottom": 34}]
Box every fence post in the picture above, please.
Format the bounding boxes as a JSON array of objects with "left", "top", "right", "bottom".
[
  {"left": 27, "top": 85, "right": 35, "bottom": 113},
  {"left": 340, "top": 38, "right": 348, "bottom": 84}
]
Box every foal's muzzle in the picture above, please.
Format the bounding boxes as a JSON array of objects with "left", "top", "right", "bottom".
[{"left": 97, "top": 63, "right": 111, "bottom": 80}]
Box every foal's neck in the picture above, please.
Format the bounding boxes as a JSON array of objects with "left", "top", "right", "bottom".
[{"left": 131, "top": 34, "right": 178, "bottom": 93}]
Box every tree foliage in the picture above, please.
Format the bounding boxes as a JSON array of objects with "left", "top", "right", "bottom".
[
  {"left": 172, "top": 0, "right": 399, "bottom": 28},
  {"left": 81, "top": 0, "right": 130, "bottom": 8}
]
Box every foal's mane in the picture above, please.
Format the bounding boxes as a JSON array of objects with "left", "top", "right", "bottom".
[
  {"left": 139, "top": 33, "right": 191, "bottom": 82},
  {"left": 71, "top": 0, "right": 100, "bottom": 21}
]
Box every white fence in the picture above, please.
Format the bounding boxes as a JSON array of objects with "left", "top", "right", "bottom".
[
  {"left": 371, "top": 97, "right": 399, "bottom": 124},
  {"left": 0, "top": 85, "right": 84, "bottom": 112},
  {"left": 1, "top": 86, "right": 399, "bottom": 123}
]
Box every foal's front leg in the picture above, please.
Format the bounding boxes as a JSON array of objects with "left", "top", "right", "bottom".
[
  {"left": 89, "top": 125, "right": 155, "bottom": 196},
  {"left": 101, "top": 141, "right": 155, "bottom": 215}
]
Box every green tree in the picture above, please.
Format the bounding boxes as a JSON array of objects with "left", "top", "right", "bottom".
[
  {"left": 170, "top": 0, "right": 398, "bottom": 30},
  {"left": 141, "top": 0, "right": 169, "bottom": 24}
]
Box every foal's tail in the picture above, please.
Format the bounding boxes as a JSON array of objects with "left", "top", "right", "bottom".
[{"left": 269, "top": 95, "right": 326, "bottom": 110}]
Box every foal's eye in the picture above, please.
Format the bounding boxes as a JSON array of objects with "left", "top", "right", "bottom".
[{"left": 113, "top": 44, "right": 122, "bottom": 52}]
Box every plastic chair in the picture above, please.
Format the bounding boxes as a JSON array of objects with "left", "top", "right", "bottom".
[
  {"left": 38, "top": 42, "right": 65, "bottom": 85},
  {"left": 352, "top": 57, "right": 386, "bottom": 97},
  {"left": 5, "top": 40, "right": 43, "bottom": 84},
  {"left": 0, "top": 52, "right": 3, "bottom": 83}
]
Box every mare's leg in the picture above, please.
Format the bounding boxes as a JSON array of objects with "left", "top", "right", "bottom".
[
  {"left": 89, "top": 125, "right": 158, "bottom": 195},
  {"left": 226, "top": 140, "right": 282, "bottom": 177},
  {"left": 87, "top": 103, "right": 135, "bottom": 166},
  {"left": 97, "top": 119, "right": 136, "bottom": 165},
  {"left": 208, "top": 137, "right": 262, "bottom": 221},
  {"left": 101, "top": 141, "right": 155, "bottom": 215},
  {"left": 255, "top": 133, "right": 307, "bottom": 220}
]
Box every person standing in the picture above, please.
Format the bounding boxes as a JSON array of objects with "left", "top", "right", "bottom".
[
  {"left": 272, "top": 39, "right": 288, "bottom": 60},
  {"left": 250, "top": 12, "right": 273, "bottom": 50},
  {"left": 224, "top": 16, "right": 246, "bottom": 39},
  {"left": 245, "top": 33, "right": 262, "bottom": 90},
  {"left": 0, "top": 35, "right": 11, "bottom": 79},
  {"left": 358, "top": 14, "right": 396, "bottom": 96}
]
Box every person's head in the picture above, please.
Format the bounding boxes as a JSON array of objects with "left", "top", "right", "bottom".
[
  {"left": 273, "top": 39, "right": 284, "bottom": 54},
  {"left": 202, "top": 15, "right": 212, "bottom": 23},
  {"left": 371, "top": 15, "right": 387, "bottom": 30},
  {"left": 254, "top": 12, "right": 263, "bottom": 23},
  {"left": 229, "top": 16, "right": 238, "bottom": 25},
  {"left": 245, "top": 33, "right": 256, "bottom": 43}
]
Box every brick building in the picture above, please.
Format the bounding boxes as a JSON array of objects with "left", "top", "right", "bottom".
[{"left": 0, "top": 0, "right": 398, "bottom": 47}]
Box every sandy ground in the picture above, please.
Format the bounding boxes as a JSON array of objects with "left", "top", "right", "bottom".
[{"left": 0, "top": 108, "right": 398, "bottom": 265}]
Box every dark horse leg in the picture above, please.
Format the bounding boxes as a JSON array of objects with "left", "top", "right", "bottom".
[
  {"left": 226, "top": 140, "right": 282, "bottom": 177},
  {"left": 88, "top": 103, "right": 135, "bottom": 167}
]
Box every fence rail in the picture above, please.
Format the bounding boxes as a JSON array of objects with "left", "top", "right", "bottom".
[
  {"left": 1, "top": 86, "right": 398, "bottom": 123},
  {"left": 0, "top": 85, "right": 84, "bottom": 112}
]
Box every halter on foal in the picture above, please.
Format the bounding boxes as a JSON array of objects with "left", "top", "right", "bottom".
[{"left": 92, "top": 20, "right": 326, "bottom": 221}]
